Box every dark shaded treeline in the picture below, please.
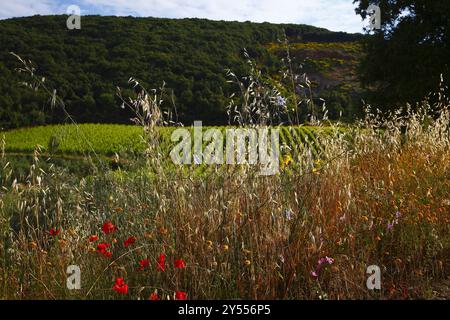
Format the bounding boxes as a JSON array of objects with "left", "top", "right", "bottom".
[{"left": 354, "top": 0, "right": 450, "bottom": 109}]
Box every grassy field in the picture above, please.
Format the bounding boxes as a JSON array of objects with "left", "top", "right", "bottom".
[
  {"left": 2, "top": 124, "right": 147, "bottom": 156},
  {"left": 1, "top": 124, "right": 346, "bottom": 159},
  {"left": 1, "top": 124, "right": 350, "bottom": 179},
  {"left": 0, "top": 102, "right": 449, "bottom": 300}
]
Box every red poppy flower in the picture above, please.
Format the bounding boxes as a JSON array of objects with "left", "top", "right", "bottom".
[
  {"left": 124, "top": 236, "right": 136, "bottom": 247},
  {"left": 47, "top": 228, "right": 60, "bottom": 236},
  {"left": 174, "top": 259, "right": 186, "bottom": 269},
  {"left": 97, "top": 242, "right": 110, "bottom": 251},
  {"left": 89, "top": 235, "right": 99, "bottom": 242},
  {"left": 113, "top": 277, "right": 128, "bottom": 294},
  {"left": 175, "top": 291, "right": 187, "bottom": 300},
  {"left": 97, "top": 242, "right": 112, "bottom": 258},
  {"left": 157, "top": 253, "right": 166, "bottom": 272},
  {"left": 150, "top": 292, "right": 159, "bottom": 300},
  {"left": 137, "top": 259, "right": 150, "bottom": 271},
  {"left": 102, "top": 221, "right": 116, "bottom": 234}
]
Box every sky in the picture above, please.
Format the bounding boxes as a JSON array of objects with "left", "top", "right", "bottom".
[{"left": 0, "top": 0, "right": 366, "bottom": 33}]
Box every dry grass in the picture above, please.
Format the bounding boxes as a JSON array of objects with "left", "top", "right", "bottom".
[{"left": 0, "top": 94, "right": 448, "bottom": 299}]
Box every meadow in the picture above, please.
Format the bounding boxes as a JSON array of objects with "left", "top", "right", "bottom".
[{"left": 0, "top": 94, "right": 448, "bottom": 300}]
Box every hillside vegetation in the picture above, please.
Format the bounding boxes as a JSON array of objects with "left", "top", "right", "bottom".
[{"left": 0, "top": 16, "right": 363, "bottom": 129}]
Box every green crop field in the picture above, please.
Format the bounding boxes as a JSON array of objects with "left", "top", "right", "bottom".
[
  {"left": 1, "top": 124, "right": 347, "bottom": 159},
  {"left": 1, "top": 124, "right": 147, "bottom": 156}
]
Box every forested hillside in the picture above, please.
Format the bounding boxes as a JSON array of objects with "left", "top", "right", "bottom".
[{"left": 0, "top": 15, "right": 363, "bottom": 129}]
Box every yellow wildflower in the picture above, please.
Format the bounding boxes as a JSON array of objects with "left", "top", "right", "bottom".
[{"left": 283, "top": 154, "right": 293, "bottom": 166}]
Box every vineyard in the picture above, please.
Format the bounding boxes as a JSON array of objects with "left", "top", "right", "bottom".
[{"left": 2, "top": 124, "right": 346, "bottom": 159}]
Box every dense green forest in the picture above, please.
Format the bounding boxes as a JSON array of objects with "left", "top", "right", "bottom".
[{"left": 0, "top": 15, "right": 363, "bottom": 129}]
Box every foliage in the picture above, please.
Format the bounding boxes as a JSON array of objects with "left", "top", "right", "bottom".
[
  {"left": 353, "top": 0, "right": 450, "bottom": 108},
  {"left": 267, "top": 41, "right": 364, "bottom": 120},
  {"left": 0, "top": 15, "right": 362, "bottom": 129}
]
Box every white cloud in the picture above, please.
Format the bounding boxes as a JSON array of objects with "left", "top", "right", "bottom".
[{"left": 0, "top": 0, "right": 57, "bottom": 19}]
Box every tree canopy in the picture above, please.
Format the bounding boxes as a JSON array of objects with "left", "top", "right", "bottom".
[{"left": 354, "top": 0, "right": 450, "bottom": 108}]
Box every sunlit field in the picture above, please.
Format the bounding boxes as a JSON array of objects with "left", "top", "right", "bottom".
[{"left": 1, "top": 93, "right": 448, "bottom": 300}]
